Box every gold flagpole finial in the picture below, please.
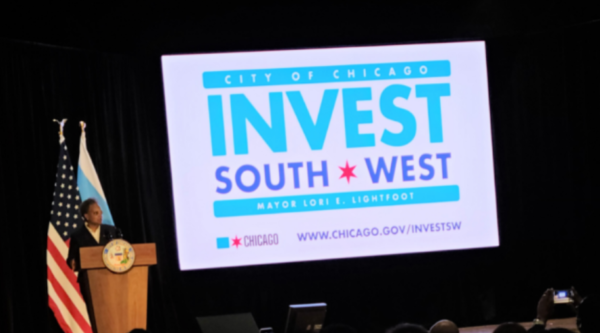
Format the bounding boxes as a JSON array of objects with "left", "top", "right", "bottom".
[
  {"left": 80, "top": 121, "right": 86, "bottom": 133},
  {"left": 52, "top": 119, "right": 67, "bottom": 136}
]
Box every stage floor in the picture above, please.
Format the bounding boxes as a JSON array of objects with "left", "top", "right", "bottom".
[{"left": 460, "top": 317, "right": 578, "bottom": 333}]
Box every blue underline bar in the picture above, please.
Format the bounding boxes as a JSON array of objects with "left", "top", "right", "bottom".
[
  {"left": 203, "top": 60, "right": 451, "bottom": 89},
  {"left": 213, "top": 185, "right": 459, "bottom": 218}
]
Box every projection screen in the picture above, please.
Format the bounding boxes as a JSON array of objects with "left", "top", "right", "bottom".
[{"left": 161, "top": 41, "right": 499, "bottom": 270}]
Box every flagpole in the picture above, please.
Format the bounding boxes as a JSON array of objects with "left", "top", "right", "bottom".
[{"left": 53, "top": 119, "right": 67, "bottom": 139}]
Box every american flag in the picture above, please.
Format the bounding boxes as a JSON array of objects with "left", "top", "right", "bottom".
[{"left": 47, "top": 125, "right": 93, "bottom": 333}]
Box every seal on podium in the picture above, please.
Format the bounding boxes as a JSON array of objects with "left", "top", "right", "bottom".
[{"left": 102, "top": 239, "right": 136, "bottom": 273}]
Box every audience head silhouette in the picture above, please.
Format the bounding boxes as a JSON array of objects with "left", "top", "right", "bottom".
[
  {"left": 430, "top": 319, "right": 459, "bottom": 333},
  {"left": 386, "top": 323, "right": 428, "bottom": 333},
  {"left": 321, "top": 323, "right": 357, "bottom": 333},
  {"left": 492, "top": 323, "right": 526, "bottom": 333},
  {"left": 578, "top": 295, "right": 598, "bottom": 333}
]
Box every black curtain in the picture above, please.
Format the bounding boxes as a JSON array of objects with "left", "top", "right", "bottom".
[
  {"left": 1, "top": 20, "right": 599, "bottom": 333},
  {"left": 0, "top": 39, "right": 197, "bottom": 333},
  {"left": 483, "top": 21, "right": 600, "bottom": 320}
]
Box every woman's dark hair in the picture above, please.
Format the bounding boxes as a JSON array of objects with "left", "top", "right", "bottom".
[{"left": 80, "top": 198, "right": 98, "bottom": 221}]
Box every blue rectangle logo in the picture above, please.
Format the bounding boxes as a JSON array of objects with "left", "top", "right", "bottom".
[{"left": 216, "top": 237, "right": 230, "bottom": 249}]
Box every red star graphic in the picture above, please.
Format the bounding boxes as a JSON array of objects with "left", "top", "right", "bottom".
[
  {"left": 339, "top": 161, "right": 357, "bottom": 183},
  {"left": 231, "top": 236, "right": 242, "bottom": 249}
]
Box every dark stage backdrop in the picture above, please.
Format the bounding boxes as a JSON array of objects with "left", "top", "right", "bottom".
[
  {"left": 0, "top": 40, "right": 196, "bottom": 332},
  {"left": 1, "top": 21, "right": 599, "bottom": 333}
]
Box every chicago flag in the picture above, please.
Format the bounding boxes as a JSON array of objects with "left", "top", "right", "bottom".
[{"left": 77, "top": 122, "right": 114, "bottom": 225}]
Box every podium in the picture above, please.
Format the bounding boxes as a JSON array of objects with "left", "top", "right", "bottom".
[{"left": 80, "top": 243, "right": 157, "bottom": 333}]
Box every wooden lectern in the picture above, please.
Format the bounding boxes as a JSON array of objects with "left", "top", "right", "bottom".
[{"left": 80, "top": 243, "right": 157, "bottom": 333}]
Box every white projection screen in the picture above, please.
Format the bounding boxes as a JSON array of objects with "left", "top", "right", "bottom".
[{"left": 161, "top": 41, "right": 499, "bottom": 271}]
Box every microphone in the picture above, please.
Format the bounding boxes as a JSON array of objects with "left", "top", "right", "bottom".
[{"left": 103, "top": 228, "right": 114, "bottom": 242}]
